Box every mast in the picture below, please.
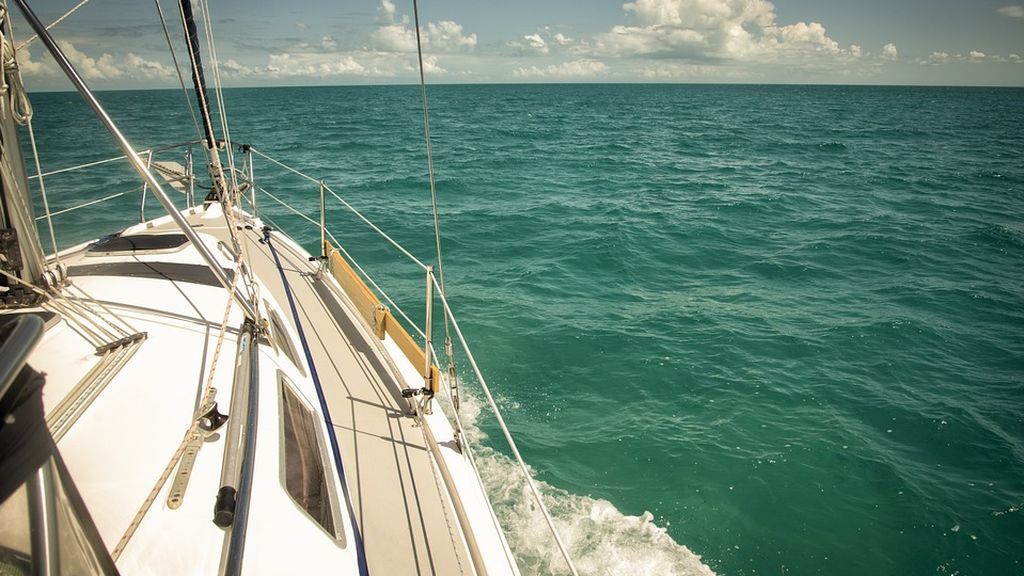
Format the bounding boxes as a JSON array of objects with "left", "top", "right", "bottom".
[
  {"left": 178, "top": 0, "right": 228, "bottom": 203},
  {"left": 0, "top": 4, "right": 47, "bottom": 300}
]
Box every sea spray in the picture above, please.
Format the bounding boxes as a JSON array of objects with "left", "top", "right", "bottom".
[{"left": 453, "top": 393, "right": 715, "bottom": 576}]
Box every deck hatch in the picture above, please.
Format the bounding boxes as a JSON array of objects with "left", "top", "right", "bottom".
[
  {"left": 278, "top": 376, "right": 343, "bottom": 545},
  {"left": 87, "top": 233, "right": 188, "bottom": 254}
]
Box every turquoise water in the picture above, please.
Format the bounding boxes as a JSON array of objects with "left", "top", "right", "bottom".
[{"left": 23, "top": 84, "right": 1024, "bottom": 575}]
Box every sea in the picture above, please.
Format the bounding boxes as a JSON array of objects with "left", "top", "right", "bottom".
[{"left": 22, "top": 84, "right": 1024, "bottom": 576}]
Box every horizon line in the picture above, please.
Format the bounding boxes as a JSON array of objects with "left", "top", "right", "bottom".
[{"left": 27, "top": 80, "right": 1024, "bottom": 93}]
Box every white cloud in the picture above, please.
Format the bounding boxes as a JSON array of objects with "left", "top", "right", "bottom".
[
  {"left": 637, "top": 62, "right": 756, "bottom": 80},
  {"left": 425, "top": 21, "right": 478, "bottom": 51},
  {"left": 510, "top": 27, "right": 578, "bottom": 55},
  {"left": 513, "top": 59, "right": 608, "bottom": 78},
  {"left": 60, "top": 41, "right": 122, "bottom": 80},
  {"left": 124, "top": 54, "right": 174, "bottom": 79},
  {"left": 371, "top": 20, "right": 476, "bottom": 53},
  {"left": 372, "top": 23, "right": 417, "bottom": 52},
  {"left": 370, "top": 1, "right": 476, "bottom": 53},
  {"left": 380, "top": 0, "right": 397, "bottom": 23},
  {"left": 265, "top": 53, "right": 371, "bottom": 77},
  {"left": 419, "top": 55, "right": 446, "bottom": 74},
  {"left": 997, "top": 5, "right": 1024, "bottom": 18},
  {"left": 881, "top": 43, "right": 898, "bottom": 61},
  {"left": 624, "top": 0, "right": 776, "bottom": 28},
  {"left": 590, "top": 0, "right": 857, "bottom": 64},
  {"left": 522, "top": 33, "right": 549, "bottom": 54},
  {"left": 13, "top": 46, "right": 56, "bottom": 77},
  {"left": 18, "top": 42, "right": 174, "bottom": 82},
  {"left": 914, "top": 51, "right": 1020, "bottom": 65}
]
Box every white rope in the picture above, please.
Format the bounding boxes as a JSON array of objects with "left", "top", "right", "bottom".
[
  {"left": 113, "top": 271, "right": 238, "bottom": 560},
  {"left": 14, "top": 0, "right": 89, "bottom": 51},
  {"left": 65, "top": 283, "right": 139, "bottom": 338},
  {"left": 0, "top": 268, "right": 109, "bottom": 347},
  {"left": 1, "top": 7, "right": 32, "bottom": 124},
  {"left": 24, "top": 119, "right": 61, "bottom": 264}
]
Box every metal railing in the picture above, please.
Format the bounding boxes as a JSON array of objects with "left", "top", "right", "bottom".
[
  {"left": 242, "top": 146, "right": 579, "bottom": 576},
  {"left": 29, "top": 141, "right": 201, "bottom": 230},
  {"left": 21, "top": 137, "right": 578, "bottom": 575}
]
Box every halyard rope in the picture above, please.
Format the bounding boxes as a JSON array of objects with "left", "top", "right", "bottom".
[{"left": 112, "top": 269, "right": 238, "bottom": 560}]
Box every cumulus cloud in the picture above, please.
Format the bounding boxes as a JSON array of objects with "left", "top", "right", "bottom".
[
  {"left": 265, "top": 53, "right": 368, "bottom": 77},
  {"left": 913, "top": 50, "right": 1022, "bottom": 65},
  {"left": 997, "top": 5, "right": 1024, "bottom": 18},
  {"left": 224, "top": 0, "right": 476, "bottom": 81},
  {"left": 589, "top": 0, "right": 858, "bottom": 65},
  {"left": 371, "top": 0, "right": 476, "bottom": 53},
  {"left": 512, "top": 59, "right": 608, "bottom": 78},
  {"left": 522, "top": 33, "right": 549, "bottom": 54},
  {"left": 13, "top": 46, "right": 55, "bottom": 77},
  {"left": 371, "top": 19, "right": 476, "bottom": 52},
  {"left": 881, "top": 43, "right": 898, "bottom": 61},
  {"left": 509, "top": 27, "right": 579, "bottom": 55},
  {"left": 61, "top": 42, "right": 123, "bottom": 80},
  {"left": 17, "top": 41, "right": 175, "bottom": 82},
  {"left": 379, "top": 0, "right": 397, "bottom": 23}
]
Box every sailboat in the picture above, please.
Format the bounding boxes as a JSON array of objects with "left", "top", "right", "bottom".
[{"left": 0, "top": 0, "right": 579, "bottom": 574}]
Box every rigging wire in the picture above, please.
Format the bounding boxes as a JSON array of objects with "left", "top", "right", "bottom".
[
  {"left": 1, "top": 13, "right": 61, "bottom": 269},
  {"left": 411, "top": 4, "right": 577, "bottom": 573},
  {"left": 196, "top": 0, "right": 239, "bottom": 197},
  {"left": 176, "top": 0, "right": 217, "bottom": 153},
  {"left": 153, "top": 0, "right": 206, "bottom": 165},
  {"left": 14, "top": 0, "right": 88, "bottom": 51},
  {"left": 411, "top": 0, "right": 460, "bottom": 406}
]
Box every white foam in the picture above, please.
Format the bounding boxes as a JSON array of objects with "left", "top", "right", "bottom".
[{"left": 454, "top": 393, "right": 716, "bottom": 576}]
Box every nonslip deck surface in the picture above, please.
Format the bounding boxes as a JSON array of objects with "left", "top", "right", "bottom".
[{"left": 160, "top": 216, "right": 471, "bottom": 576}]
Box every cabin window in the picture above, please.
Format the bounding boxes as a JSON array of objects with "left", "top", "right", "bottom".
[
  {"left": 268, "top": 308, "right": 305, "bottom": 377},
  {"left": 278, "top": 376, "right": 343, "bottom": 544}
]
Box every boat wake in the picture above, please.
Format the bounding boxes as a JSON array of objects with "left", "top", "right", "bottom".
[{"left": 456, "top": 394, "right": 716, "bottom": 576}]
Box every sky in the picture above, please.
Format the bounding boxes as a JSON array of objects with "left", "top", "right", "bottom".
[{"left": 9, "top": 0, "right": 1024, "bottom": 90}]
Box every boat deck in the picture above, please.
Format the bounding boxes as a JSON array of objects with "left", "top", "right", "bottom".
[{"left": 155, "top": 214, "right": 472, "bottom": 575}]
